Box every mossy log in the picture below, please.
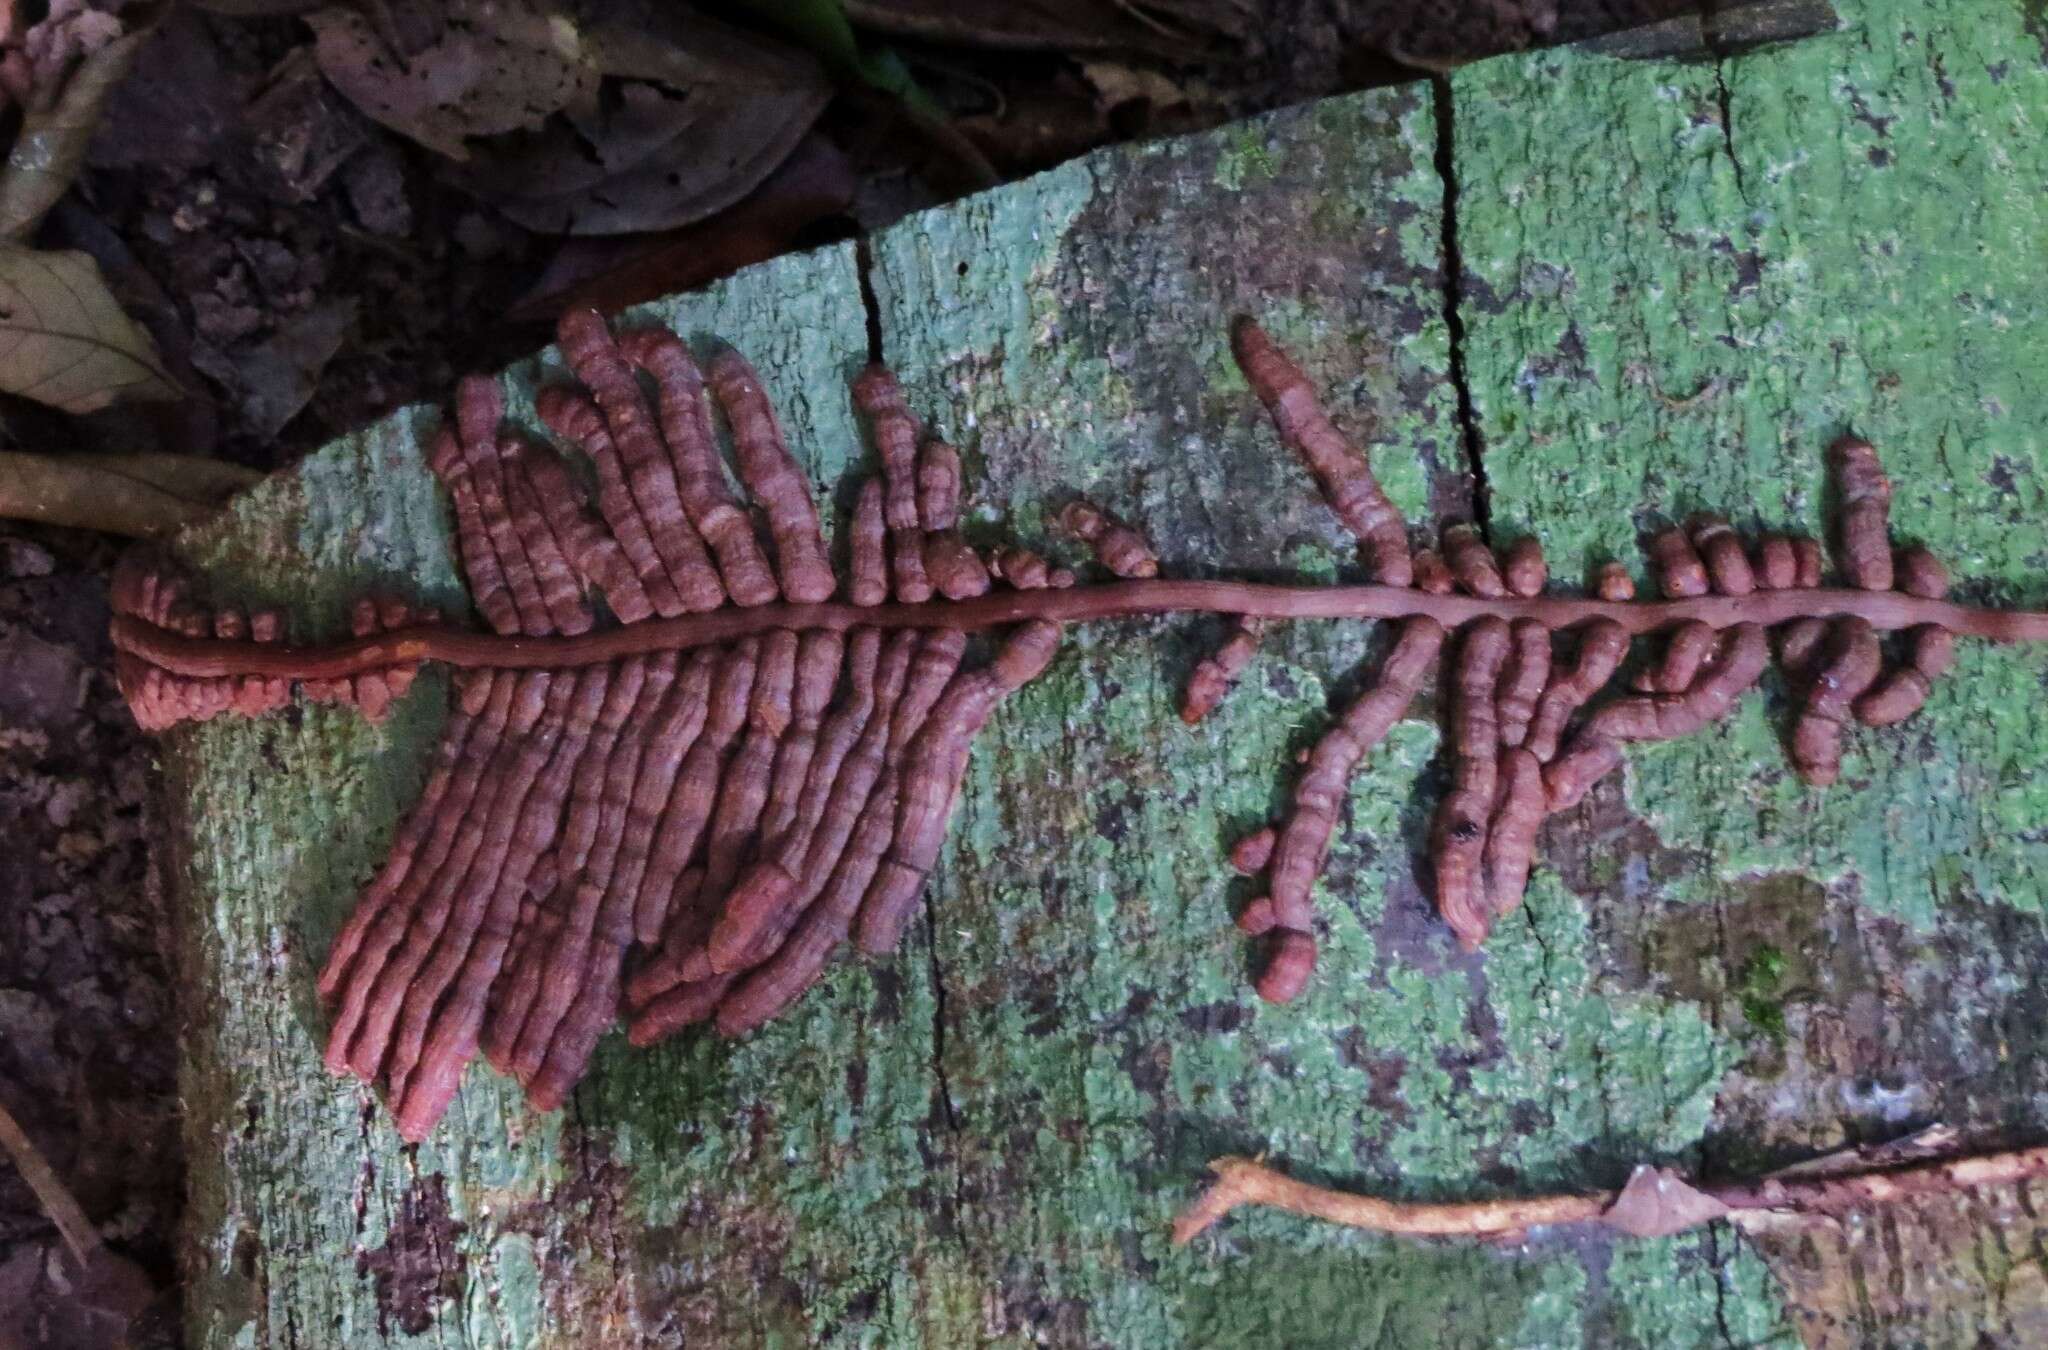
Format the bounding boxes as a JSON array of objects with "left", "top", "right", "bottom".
[{"left": 167, "top": 1, "right": 2048, "bottom": 1344}]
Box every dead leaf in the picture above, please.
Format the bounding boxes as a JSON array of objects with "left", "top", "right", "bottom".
[
  {"left": 1080, "top": 59, "right": 1191, "bottom": 112},
  {"left": 307, "top": 0, "right": 601, "bottom": 161},
  {"left": 315, "top": 1, "right": 830, "bottom": 234},
  {"left": 190, "top": 299, "right": 355, "bottom": 441},
  {"left": 0, "top": 6, "right": 158, "bottom": 239},
  {"left": 191, "top": 0, "right": 326, "bottom": 12},
  {"left": 451, "top": 80, "right": 694, "bottom": 203},
  {"left": 580, "top": 1, "right": 827, "bottom": 92},
  {"left": 0, "top": 246, "right": 180, "bottom": 414},
  {"left": 462, "top": 80, "right": 825, "bottom": 234},
  {"left": 444, "top": 3, "right": 830, "bottom": 234},
  {"left": 238, "top": 45, "right": 372, "bottom": 203},
  {"left": 508, "top": 134, "right": 854, "bottom": 319},
  {"left": 842, "top": 0, "right": 1248, "bottom": 60},
  {"left": 20, "top": 0, "right": 123, "bottom": 102},
  {"left": 1601, "top": 1165, "right": 1731, "bottom": 1239}
]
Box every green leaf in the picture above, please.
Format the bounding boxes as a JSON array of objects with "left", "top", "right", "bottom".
[
  {"left": 729, "top": 0, "right": 942, "bottom": 116},
  {"left": 0, "top": 246, "right": 181, "bottom": 414}
]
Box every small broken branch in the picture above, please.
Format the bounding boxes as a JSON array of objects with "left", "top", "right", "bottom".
[
  {"left": 0, "top": 1097, "right": 99, "bottom": 1265},
  {"left": 0, "top": 450, "right": 257, "bottom": 538},
  {"left": 1172, "top": 1142, "right": 2048, "bottom": 1245}
]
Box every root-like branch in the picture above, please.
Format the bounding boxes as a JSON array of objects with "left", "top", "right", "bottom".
[
  {"left": 109, "top": 581, "right": 2048, "bottom": 683},
  {"left": 1172, "top": 1143, "right": 2048, "bottom": 1245}
]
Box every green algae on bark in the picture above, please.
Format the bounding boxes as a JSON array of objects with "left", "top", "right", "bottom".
[
  {"left": 1454, "top": 0, "right": 2048, "bottom": 928},
  {"left": 1452, "top": 0, "right": 2048, "bottom": 1339}
]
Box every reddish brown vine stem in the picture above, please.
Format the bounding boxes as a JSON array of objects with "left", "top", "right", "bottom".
[{"left": 105, "top": 582, "right": 2048, "bottom": 684}]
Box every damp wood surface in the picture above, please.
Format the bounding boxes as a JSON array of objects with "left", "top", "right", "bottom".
[{"left": 165, "top": 1, "right": 2048, "bottom": 1345}]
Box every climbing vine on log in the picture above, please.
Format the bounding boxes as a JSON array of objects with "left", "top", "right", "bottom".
[{"left": 108, "top": 312, "right": 2041, "bottom": 1139}]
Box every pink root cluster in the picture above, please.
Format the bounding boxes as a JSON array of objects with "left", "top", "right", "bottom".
[
  {"left": 109, "top": 553, "right": 428, "bottom": 729},
  {"left": 112, "top": 308, "right": 1989, "bottom": 1135},
  {"left": 225, "top": 311, "right": 1074, "bottom": 1138},
  {"left": 1216, "top": 319, "right": 1957, "bottom": 993}
]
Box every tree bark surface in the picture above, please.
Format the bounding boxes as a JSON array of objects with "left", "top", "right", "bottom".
[{"left": 168, "top": 1, "right": 2048, "bottom": 1344}]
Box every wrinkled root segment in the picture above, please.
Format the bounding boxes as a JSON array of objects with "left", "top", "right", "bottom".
[
  {"left": 122, "top": 308, "right": 1083, "bottom": 1140},
  {"left": 109, "top": 549, "right": 429, "bottom": 731},
  {"left": 118, "top": 311, "right": 1998, "bottom": 1137},
  {"left": 1222, "top": 322, "right": 1960, "bottom": 994}
]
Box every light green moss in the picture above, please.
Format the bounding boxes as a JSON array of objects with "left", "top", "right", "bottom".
[{"left": 1454, "top": 0, "right": 2048, "bottom": 928}]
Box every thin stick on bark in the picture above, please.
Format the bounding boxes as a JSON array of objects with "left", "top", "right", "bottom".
[{"left": 1172, "top": 1143, "right": 2048, "bottom": 1245}]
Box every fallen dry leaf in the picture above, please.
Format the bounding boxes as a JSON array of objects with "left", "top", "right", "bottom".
[
  {"left": 19, "top": 0, "right": 123, "bottom": 103},
  {"left": 451, "top": 79, "right": 691, "bottom": 202},
  {"left": 190, "top": 298, "right": 355, "bottom": 441},
  {"left": 444, "top": 4, "right": 830, "bottom": 234},
  {"left": 313, "top": 0, "right": 830, "bottom": 235},
  {"left": 842, "top": 0, "right": 1247, "bottom": 60},
  {"left": 507, "top": 134, "right": 855, "bottom": 319},
  {"left": 190, "top": 0, "right": 325, "bottom": 12},
  {"left": 0, "top": 246, "right": 180, "bottom": 414},
  {"left": 0, "top": 450, "right": 258, "bottom": 537},
  {"left": 307, "top": 0, "right": 601, "bottom": 161},
  {"left": 1601, "top": 1164, "right": 1731, "bottom": 1239},
  {"left": 464, "top": 91, "right": 823, "bottom": 235}
]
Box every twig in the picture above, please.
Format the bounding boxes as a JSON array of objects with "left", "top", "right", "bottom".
[
  {"left": 0, "top": 449, "right": 258, "bottom": 537},
  {"left": 1172, "top": 1156, "right": 1607, "bottom": 1244},
  {"left": 1171, "top": 1144, "right": 2048, "bottom": 1245},
  {"left": 0, "top": 1097, "right": 100, "bottom": 1265}
]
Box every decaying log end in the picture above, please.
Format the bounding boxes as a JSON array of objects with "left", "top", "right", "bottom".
[{"left": 115, "top": 312, "right": 1987, "bottom": 1137}]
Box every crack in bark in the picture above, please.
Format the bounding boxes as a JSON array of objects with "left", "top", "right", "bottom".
[
  {"left": 1431, "top": 75, "right": 1490, "bottom": 540},
  {"left": 1712, "top": 60, "right": 1749, "bottom": 204},
  {"left": 922, "top": 904, "right": 968, "bottom": 1237},
  {"left": 921, "top": 904, "right": 963, "bottom": 1136},
  {"left": 1707, "top": 1224, "right": 1745, "bottom": 1350},
  {"left": 854, "top": 234, "right": 885, "bottom": 368},
  {"left": 1702, "top": 2, "right": 1752, "bottom": 205}
]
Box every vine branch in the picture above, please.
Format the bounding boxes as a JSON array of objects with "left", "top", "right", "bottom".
[{"left": 110, "top": 581, "right": 2048, "bottom": 683}]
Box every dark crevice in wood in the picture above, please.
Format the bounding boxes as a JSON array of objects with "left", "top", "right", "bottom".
[
  {"left": 1703, "top": 1, "right": 1751, "bottom": 206},
  {"left": 922, "top": 905, "right": 963, "bottom": 1135},
  {"left": 854, "top": 233, "right": 885, "bottom": 368},
  {"left": 1713, "top": 63, "right": 1745, "bottom": 199},
  {"left": 1430, "top": 74, "right": 1490, "bottom": 541}
]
